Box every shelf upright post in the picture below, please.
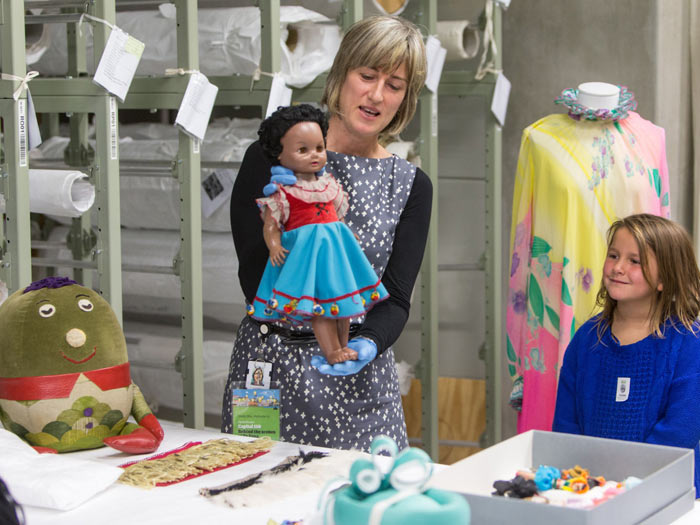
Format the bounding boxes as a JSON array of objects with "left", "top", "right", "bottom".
[
  {"left": 90, "top": 0, "right": 123, "bottom": 324},
  {"left": 339, "top": 0, "right": 363, "bottom": 30},
  {"left": 175, "top": 0, "right": 204, "bottom": 429},
  {"left": 483, "top": 3, "right": 503, "bottom": 447},
  {"left": 65, "top": 8, "right": 94, "bottom": 289},
  {"left": 0, "top": 0, "right": 32, "bottom": 293},
  {"left": 415, "top": 0, "right": 439, "bottom": 461},
  {"left": 259, "top": 0, "right": 281, "bottom": 76}
]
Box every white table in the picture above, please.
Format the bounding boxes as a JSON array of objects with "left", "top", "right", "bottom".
[{"left": 20, "top": 421, "right": 700, "bottom": 524}]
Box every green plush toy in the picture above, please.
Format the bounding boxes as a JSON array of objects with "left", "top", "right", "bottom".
[{"left": 0, "top": 276, "right": 163, "bottom": 454}]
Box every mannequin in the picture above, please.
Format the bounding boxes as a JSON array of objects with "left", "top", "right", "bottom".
[{"left": 506, "top": 82, "right": 670, "bottom": 433}]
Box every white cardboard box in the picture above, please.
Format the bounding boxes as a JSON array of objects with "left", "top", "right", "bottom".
[{"left": 428, "top": 431, "right": 695, "bottom": 525}]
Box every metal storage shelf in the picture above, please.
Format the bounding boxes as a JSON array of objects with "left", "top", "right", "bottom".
[{"left": 0, "top": 0, "right": 503, "bottom": 457}]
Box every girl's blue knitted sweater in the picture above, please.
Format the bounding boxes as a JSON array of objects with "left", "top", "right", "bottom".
[{"left": 553, "top": 317, "right": 700, "bottom": 497}]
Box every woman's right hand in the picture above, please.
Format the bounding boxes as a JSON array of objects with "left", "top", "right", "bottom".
[{"left": 269, "top": 245, "right": 289, "bottom": 266}]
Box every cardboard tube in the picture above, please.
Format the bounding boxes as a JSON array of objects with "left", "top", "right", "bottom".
[{"left": 437, "top": 20, "right": 480, "bottom": 61}]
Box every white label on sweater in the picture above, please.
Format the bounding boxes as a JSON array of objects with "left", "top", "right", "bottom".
[{"left": 616, "top": 377, "right": 630, "bottom": 402}]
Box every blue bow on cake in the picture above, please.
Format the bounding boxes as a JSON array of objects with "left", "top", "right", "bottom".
[{"left": 310, "top": 436, "right": 471, "bottom": 525}]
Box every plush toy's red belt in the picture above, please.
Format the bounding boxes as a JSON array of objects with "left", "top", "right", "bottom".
[{"left": 0, "top": 362, "right": 131, "bottom": 401}]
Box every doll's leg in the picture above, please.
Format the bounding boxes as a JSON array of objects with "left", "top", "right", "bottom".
[
  {"left": 337, "top": 318, "right": 350, "bottom": 347},
  {"left": 311, "top": 317, "right": 357, "bottom": 364}
]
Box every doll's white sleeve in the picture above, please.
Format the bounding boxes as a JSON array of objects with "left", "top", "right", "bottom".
[{"left": 256, "top": 188, "right": 289, "bottom": 229}]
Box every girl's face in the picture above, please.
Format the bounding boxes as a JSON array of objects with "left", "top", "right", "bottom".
[
  {"left": 278, "top": 121, "right": 327, "bottom": 177},
  {"left": 336, "top": 63, "right": 408, "bottom": 141},
  {"left": 603, "top": 227, "right": 662, "bottom": 309}
]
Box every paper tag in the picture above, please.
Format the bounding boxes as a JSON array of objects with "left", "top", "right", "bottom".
[
  {"left": 616, "top": 377, "right": 630, "bottom": 402},
  {"left": 109, "top": 97, "right": 118, "bottom": 160},
  {"left": 93, "top": 27, "right": 144, "bottom": 102},
  {"left": 232, "top": 387, "right": 281, "bottom": 440},
  {"left": 424, "top": 35, "right": 446, "bottom": 93},
  {"left": 265, "top": 74, "right": 293, "bottom": 118},
  {"left": 491, "top": 71, "right": 511, "bottom": 126},
  {"left": 17, "top": 99, "right": 27, "bottom": 167},
  {"left": 174, "top": 72, "right": 219, "bottom": 141},
  {"left": 201, "top": 169, "right": 235, "bottom": 218},
  {"left": 26, "top": 90, "right": 42, "bottom": 150}
]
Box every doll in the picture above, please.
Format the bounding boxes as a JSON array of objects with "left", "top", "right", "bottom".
[{"left": 248, "top": 104, "right": 389, "bottom": 364}]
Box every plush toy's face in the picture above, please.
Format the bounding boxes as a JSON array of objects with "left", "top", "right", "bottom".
[{"left": 0, "top": 283, "right": 127, "bottom": 378}]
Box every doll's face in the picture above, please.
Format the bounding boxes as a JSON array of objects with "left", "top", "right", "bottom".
[{"left": 278, "top": 121, "right": 327, "bottom": 177}]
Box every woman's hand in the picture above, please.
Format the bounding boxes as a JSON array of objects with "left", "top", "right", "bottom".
[{"left": 268, "top": 245, "right": 289, "bottom": 266}]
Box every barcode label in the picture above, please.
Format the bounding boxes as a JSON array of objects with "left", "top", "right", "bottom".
[
  {"left": 18, "top": 99, "right": 27, "bottom": 167},
  {"left": 193, "top": 138, "right": 200, "bottom": 154},
  {"left": 109, "top": 97, "right": 118, "bottom": 159}
]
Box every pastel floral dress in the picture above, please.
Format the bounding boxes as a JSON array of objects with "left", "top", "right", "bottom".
[{"left": 507, "top": 111, "right": 670, "bottom": 433}]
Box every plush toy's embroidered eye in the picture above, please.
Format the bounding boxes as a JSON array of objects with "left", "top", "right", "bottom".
[
  {"left": 38, "top": 304, "right": 56, "bottom": 318},
  {"left": 78, "top": 298, "right": 94, "bottom": 312}
]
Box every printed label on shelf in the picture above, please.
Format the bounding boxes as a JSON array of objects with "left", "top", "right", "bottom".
[
  {"left": 109, "top": 97, "right": 118, "bottom": 160},
  {"left": 26, "top": 91, "right": 42, "bottom": 151},
  {"left": 93, "top": 27, "right": 144, "bottom": 102},
  {"left": 265, "top": 74, "right": 292, "bottom": 118},
  {"left": 175, "top": 72, "right": 219, "bottom": 142},
  {"left": 201, "top": 169, "right": 235, "bottom": 218},
  {"left": 425, "top": 35, "right": 446, "bottom": 93},
  {"left": 17, "top": 99, "right": 27, "bottom": 167},
  {"left": 491, "top": 72, "right": 511, "bottom": 127}
]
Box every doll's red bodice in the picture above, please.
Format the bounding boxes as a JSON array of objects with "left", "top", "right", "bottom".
[{"left": 281, "top": 187, "right": 339, "bottom": 231}]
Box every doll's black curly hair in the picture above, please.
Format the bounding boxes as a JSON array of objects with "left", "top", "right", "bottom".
[{"left": 258, "top": 104, "right": 328, "bottom": 164}]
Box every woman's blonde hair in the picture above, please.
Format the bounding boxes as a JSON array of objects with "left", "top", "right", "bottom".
[
  {"left": 595, "top": 213, "right": 700, "bottom": 337},
  {"left": 321, "top": 15, "right": 427, "bottom": 139}
]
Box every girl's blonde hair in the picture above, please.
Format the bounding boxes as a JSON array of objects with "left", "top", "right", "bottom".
[
  {"left": 595, "top": 213, "right": 700, "bottom": 337},
  {"left": 321, "top": 15, "right": 427, "bottom": 140}
]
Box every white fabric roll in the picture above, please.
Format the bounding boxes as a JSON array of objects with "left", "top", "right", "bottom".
[
  {"left": 0, "top": 169, "right": 94, "bottom": 218},
  {"left": 29, "top": 169, "right": 94, "bottom": 218},
  {"left": 25, "top": 22, "right": 51, "bottom": 64},
  {"left": 437, "top": 20, "right": 480, "bottom": 61}
]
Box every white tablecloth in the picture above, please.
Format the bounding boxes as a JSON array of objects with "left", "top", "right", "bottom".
[
  {"left": 22, "top": 421, "right": 324, "bottom": 525},
  {"left": 19, "top": 421, "right": 700, "bottom": 524}
]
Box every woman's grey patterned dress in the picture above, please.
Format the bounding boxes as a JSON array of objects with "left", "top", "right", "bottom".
[{"left": 221, "top": 152, "right": 416, "bottom": 452}]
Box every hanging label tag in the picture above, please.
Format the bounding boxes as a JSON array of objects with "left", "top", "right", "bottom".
[
  {"left": 616, "top": 377, "right": 630, "bottom": 402},
  {"left": 491, "top": 71, "right": 511, "bottom": 126},
  {"left": 109, "top": 97, "right": 118, "bottom": 160},
  {"left": 93, "top": 27, "right": 144, "bottom": 102},
  {"left": 424, "top": 35, "right": 446, "bottom": 93},
  {"left": 26, "top": 90, "right": 42, "bottom": 150},
  {"left": 202, "top": 169, "right": 235, "bottom": 218},
  {"left": 265, "top": 74, "right": 292, "bottom": 118},
  {"left": 17, "top": 99, "right": 27, "bottom": 167},
  {"left": 232, "top": 382, "right": 281, "bottom": 440},
  {"left": 174, "top": 72, "right": 219, "bottom": 141}
]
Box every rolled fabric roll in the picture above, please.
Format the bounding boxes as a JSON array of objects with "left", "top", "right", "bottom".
[
  {"left": 437, "top": 20, "right": 480, "bottom": 61},
  {"left": 16, "top": 169, "right": 94, "bottom": 218}
]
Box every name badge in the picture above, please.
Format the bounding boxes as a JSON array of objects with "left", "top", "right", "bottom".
[{"left": 616, "top": 377, "right": 630, "bottom": 402}]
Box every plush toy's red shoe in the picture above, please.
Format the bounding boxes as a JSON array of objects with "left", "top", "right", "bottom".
[{"left": 103, "top": 414, "right": 164, "bottom": 454}]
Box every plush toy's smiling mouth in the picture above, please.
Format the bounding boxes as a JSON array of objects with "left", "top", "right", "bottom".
[{"left": 61, "top": 347, "right": 97, "bottom": 364}]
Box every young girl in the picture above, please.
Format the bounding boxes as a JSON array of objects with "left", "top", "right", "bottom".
[
  {"left": 553, "top": 214, "right": 700, "bottom": 497},
  {"left": 248, "top": 104, "right": 389, "bottom": 365}
]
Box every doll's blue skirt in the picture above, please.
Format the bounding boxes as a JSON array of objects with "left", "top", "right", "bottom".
[{"left": 250, "top": 221, "right": 388, "bottom": 324}]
